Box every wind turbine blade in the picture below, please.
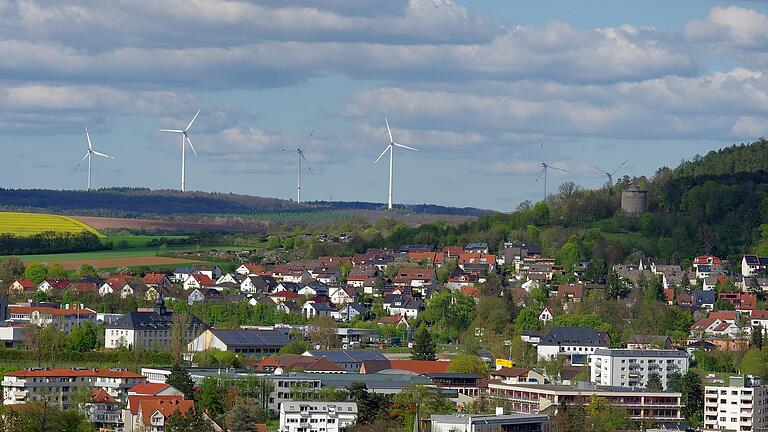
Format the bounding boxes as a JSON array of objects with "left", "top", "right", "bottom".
[
  {"left": 75, "top": 152, "right": 89, "bottom": 168},
  {"left": 384, "top": 116, "right": 394, "bottom": 144},
  {"left": 92, "top": 150, "right": 114, "bottom": 159},
  {"left": 393, "top": 142, "right": 418, "bottom": 152},
  {"left": 533, "top": 168, "right": 545, "bottom": 185},
  {"left": 548, "top": 165, "right": 570, "bottom": 173},
  {"left": 85, "top": 126, "right": 92, "bottom": 150},
  {"left": 160, "top": 129, "right": 183, "bottom": 133},
  {"left": 185, "top": 110, "right": 201, "bottom": 132},
  {"left": 186, "top": 136, "right": 198, "bottom": 157},
  {"left": 374, "top": 145, "right": 390, "bottom": 164},
  {"left": 610, "top": 159, "right": 629, "bottom": 176},
  {"left": 299, "top": 150, "right": 312, "bottom": 172},
  {"left": 589, "top": 164, "right": 607, "bottom": 174}
]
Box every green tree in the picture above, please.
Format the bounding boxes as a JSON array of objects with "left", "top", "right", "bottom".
[
  {"left": 539, "top": 355, "right": 565, "bottom": 383},
  {"left": 391, "top": 385, "right": 453, "bottom": 432},
  {"left": 751, "top": 327, "right": 764, "bottom": 349},
  {"left": 226, "top": 398, "right": 266, "bottom": 432},
  {"left": 646, "top": 372, "right": 663, "bottom": 390},
  {"left": 166, "top": 364, "right": 195, "bottom": 400},
  {"left": 66, "top": 321, "right": 99, "bottom": 352},
  {"left": 514, "top": 308, "right": 541, "bottom": 332},
  {"left": 77, "top": 264, "right": 98, "bottom": 279},
  {"left": 644, "top": 274, "right": 665, "bottom": 302},
  {"left": 0, "top": 256, "right": 25, "bottom": 289},
  {"left": 447, "top": 355, "right": 488, "bottom": 378},
  {"left": 197, "top": 377, "right": 225, "bottom": 420},
  {"left": 24, "top": 263, "right": 48, "bottom": 284},
  {"left": 669, "top": 370, "right": 703, "bottom": 427},
  {"left": 605, "top": 270, "right": 628, "bottom": 299},
  {"left": 279, "top": 340, "right": 310, "bottom": 355},
  {"left": 348, "top": 382, "right": 390, "bottom": 425},
  {"left": 166, "top": 409, "right": 215, "bottom": 432},
  {"left": 740, "top": 349, "right": 768, "bottom": 378},
  {"left": 46, "top": 263, "right": 68, "bottom": 280},
  {"left": 584, "top": 395, "right": 631, "bottom": 432},
  {"left": 411, "top": 324, "right": 436, "bottom": 361},
  {"left": 585, "top": 258, "right": 607, "bottom": 283}
]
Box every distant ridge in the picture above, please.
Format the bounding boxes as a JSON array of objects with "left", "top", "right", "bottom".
[{"left": 0, "top": 188, "right": 493, "bottom": 218}]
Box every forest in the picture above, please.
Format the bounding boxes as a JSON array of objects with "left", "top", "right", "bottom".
[{"left": 0, "top": 231, "right": 106, "bottom": 255}]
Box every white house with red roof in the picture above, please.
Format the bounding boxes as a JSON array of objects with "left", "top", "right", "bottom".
[
  {"left": 2, "top": 367, "right": 145, "bottom": 409},
  {"left": 37, "top": 279, "right": 70, "bottom": 293},
  {"left": 141, "top": 273, "right": 172, "bottom": 289},
  {"left": 182, "top": 273, "right": 215, "bottom": 291},
  {"left": 8, "top": 279, "right": 36, "bottom": 295},
  {"left": 236, "top": 263, "right": 267, "bottom": 276},
  {"left": 124, "top": 395, "right": 195, "bottom": 432},
  {"left": 329, "top": 286, "right": 356, "bottom": 305},
  {"left": 86, "top": 388, "right": 122, "bottom": 430},
  {"left": 393, "top": 268, "right": 436, "bottom": 288},
  {"left": 750, "top": 310, "right": 768, "bottom": 331},
  {"left": 8, "top": 303, "right": 96, "bottom": 333},
  {"left": 129, "top": 382, "right": 184, "bottom": 397}
]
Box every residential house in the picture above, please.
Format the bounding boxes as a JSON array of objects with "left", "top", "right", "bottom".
[
  {"left": 236, "top": 263, "right": 267, "bottom": 276},
  {"left": 8, "top": 279, "right": 36, "bottom": 295},
  {"left": 538, "top": 307, "right": 554, "bottom": 326},
  {"left": 241, "top": 275, "right": 279, "bottom": 294},
  {"left": 193, "top": 264, "right": 222, "bottom": 281},
  {"left": 182, "top": 273, "right": 214, "bottom": 291},
  {"left": 298, "top": 281, "right": 329, "bottom": 297},
  {"left": 187, "top": 288, "right": 225, "bottom": 305},
  {"left": 172, "top": 266, "right": 196, "bottom": 283},
  {"left": 277, "top": 301, "right": 302, "bottom": 315},
  {"left": 330, "top": 303, "right": 367, "bottom": 322},
  {"left": 303, "top": 301, "right": 333, "bottom": 319},
  {"left": 458, "top": 253, "right": 496, "bottom": 273},
  {"left": 86, "top": 388, "right": 122, "bottom": 431},
  {"left": 446, "top": 272, "right": 479, "bottom": 291},
  {"left": 383, "top": 294, "right": 424, "bottom": 318},
  {"left": 279, "top": 401, "right": 357, "bottom": 432},
  {"left": 626, "top": 335, "right": 673, "bottom": 350},
  {"left": 271, "top": 266, "right": 312, "bottom": 284},
  {"left": 124, "top": 396, "right": 195, "bottom": 432},
  {"left": 690, "top": 316, "right": 742, "bottom": 339},
  {"left": 742, "top": 255, "right": 768, "bottom": 277},
  {"left": 141, "top": 273, "right": 172, "bottom": 289},
  {"left": 215, "top": 272, "right": 241, "bottom": 285},
  {"left": 269, "top": 291, "right": 302, "bottom": 304},
  {"left": 329, "top": 286, "right": 356, "bottom": 305},
  {"left": 302, "top": 350, "right": 387, "bottom": 373},
  {"left": 693, "top": 255, "right": 724, "bottom": 279},
  {"left": 37, "top": 279, "right": 70, "bottom": 293},
  {"left": 498, "top": 243, "right": 542, "bottom": 267},
  {"left": 537, "top": 327, "right": 610, "bottom": 364},
  {"left": 252, "top": 354, "right": 345, "bottom": 374},
  {"left": 718, "top": 292, "right": 757, "bottom": 311},
  {"left": 704, "top": 376, "right": 768, "bottom": 432},
  {"left": 589, "top": 348, "right": 689, "bottom": 389},
  {"left": 465, "top": 243, "right": 489, "bottom": 254},
  {"left": 693, "top": 290, "right": 717, "bottom": 310},
  {"left": 393, "top": 268, "right": 436, "bottom": 288},
  {"left": 556, "top": 284, "right": 584, "bottom": 303},
  {"left": 489, "top": 367, "right": 546, "bottom": 385}
]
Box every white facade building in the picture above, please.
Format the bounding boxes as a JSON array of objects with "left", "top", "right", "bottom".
[
  {"left": 589, "top": 349, "right": 689, "bottom": 389},
  {"left": 704, "top": 376, "right": 768, "bottom": 432},
  {"left": 279, "top": 401, "right": 358, "bottom": 432}
]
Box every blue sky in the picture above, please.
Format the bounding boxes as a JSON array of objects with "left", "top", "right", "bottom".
[{"left": 2, "top": 1, "right": 768, "bottom": 211}]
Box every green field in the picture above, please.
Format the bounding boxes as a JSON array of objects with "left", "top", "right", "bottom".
[
  {"left": 16, "top": 243, "right": 248, "bottom": 263},
  {"left": 106, "top": 234, "right": 189, "bottom": 248},
  {"left": 0, "top": 212, "right": 102, "bottom": 236}
]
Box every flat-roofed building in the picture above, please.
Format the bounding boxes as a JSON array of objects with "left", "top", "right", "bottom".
[
  {"left": 589, "top": 348, "right": 689, "bottom": 389},
  {"left": 487, "top": 381, "right": 683, "bottom": 422},
  {"left": 704, "top": 376, "right": 768, "bottom": 432},
  {"left": 279, "top": 401, "right": 357, "bottom": 432},
  {"left": 430, "top": 413, "right": 549, "bottom": 432}
]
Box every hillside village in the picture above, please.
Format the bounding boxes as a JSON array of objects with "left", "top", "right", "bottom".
[{"left": 3, "top": 231, "right": 768, "bottom": 432}]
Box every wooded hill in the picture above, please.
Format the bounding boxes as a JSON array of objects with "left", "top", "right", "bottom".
[{"left": 0, "top": 188, "right": 491, "bottom": 218}]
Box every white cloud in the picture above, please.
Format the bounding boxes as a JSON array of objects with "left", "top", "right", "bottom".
[{"left": 685, "top": 6, "right": 768, "bottom": 49}]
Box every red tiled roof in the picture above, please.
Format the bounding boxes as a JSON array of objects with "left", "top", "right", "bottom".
[
  {"left": 693, "top": 255, "right": 722, "bottom": 265},
  {"left": 91, "top": 388, "right": 117, "bottom": 404},
  {"left": 142, "top": 273, "right": 168, "bottom": 284},
  {"left": 394, "top": 268, "right": 435, "bottom": 281},
  {"left": 269, "top": 291, "right": 300, "bottom": 298},
  {"left": 709, "top": 311, "right": 737, "bottom": 320},
  {"left": 664, "top": 288, "right": 675, "bottom": 302},
  {"left": 7, "top": 367, "right": 143, "bottom": 379},
  {"left": 409, "top": 252, "right": 439, "bottom": 264},
  {"left": 378, "top": 315, "right": 406, "bottom": 325},
  {"left": 12, "top": 279, "right": 36, "bottom": 289},
  {"left": 129, "top": 382, "right": 172, "bottom": 396},
  {"left": 491, "top": 367, "right": 531, "bottom": 378},
  {"left": 189, "top": 274, "right": 214, "bottom": 285},
  {"left": 128, "top": 395, "right": 183, "bottom": 414},
  {"left": 752, "top": 310, "right": 768, "bottom": 320},
  {"left": 70, "top": 282, "right": 98, "bottom": 293},
  {"left": 458, "top": 253, "right": 496, "bottom": 265},
  {"left": 388, "top": 360, "right": 450, "bottom": 374},
  {"left": 140, "top": 398, "right": 194, "bottom": 425},
  {"left": 8, "top": 305, "right": 96, "bottom": 316},
  {"left": 556, "top": 284, "right": 584, "bottom": 299},
  {"left": 43, "top": 279, "right": 70, "bottom": 289},
  {"left": 460, "top": 285, "right": 480, "bottom": 298}
]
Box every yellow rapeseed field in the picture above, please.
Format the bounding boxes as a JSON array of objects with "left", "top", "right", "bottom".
[{"left": 0, "top": 212, "right": 101, "bottom": 237}]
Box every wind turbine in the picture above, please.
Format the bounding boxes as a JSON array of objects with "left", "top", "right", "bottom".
[
  {"left": 76, "top": 126, "right": 114, "bottom": 191},
  {"left": 533, "top": 162, "right": 569, "bottom": 201},
  {"left": 590, "top": 159, "right": 629, "bottom": 187},
  {"left": 374, "top": 116, "right": 418, "bottom": 210},
  {"left": 160, "top": 110, "right": 200, "bottom": 192},
  {"left": 283, "top": 129, "right": 313, "bottom": 203}
]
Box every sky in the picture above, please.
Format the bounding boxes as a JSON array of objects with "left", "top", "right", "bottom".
[{"left": 3, "top": 1, "right": 768, "bottom": 211}]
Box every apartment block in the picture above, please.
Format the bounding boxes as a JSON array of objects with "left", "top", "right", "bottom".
[
  {"left": 589, "top": 348, "right": 689, "bottom": 389},
  {"left": 279, "top": 400, "right": 358, "bottom": 432},
  {"left": 704, "top": 376, "right": 768, "bottom": 432}
]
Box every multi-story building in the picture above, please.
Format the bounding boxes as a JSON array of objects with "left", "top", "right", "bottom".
[
  {"left": 430, "top": 412, "right": 549, "bottom": 432},
  {"left": 589, "top": 348, "right": 689, "bottom": 389},
  {"left": 86, "top": 388, "right": 122, "bottom": 431},
  {"left": 2, "top": 367, "right": 145, "bottom": 409},
  {"left": 8, "top": 303, "right": 96, "bottom": 333},
  {"left": 487, "top": 381, "right": 684, "bottom": 422},
  {"left": 104, "top": 297, "right": 208, "bottom": 349},
  {"left": 704, "top": 376, "right": 768, "bottom": 432},
  {"left": 279, "top": 400, "right": 358, "bottom": 432},
  {"left": 536, "top": 327, "right": 609, "bottom": 365}
]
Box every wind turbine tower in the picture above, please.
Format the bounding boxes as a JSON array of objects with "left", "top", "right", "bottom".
[
  {"left": 76, "top": 126, "right": 114, "bottom": 191},
  {"left": 590, "top": 159, "right": 629, "bottom": 187},
  {"left": 374, "top": 116, "right": 418, "bottom": 210},
  {"left": 160, "top": 110, "right": 200, "bottom": 192},
  {"left": 283, "top": 129, "right": 313, "bottom": 203},
  {"left": 533, "top": 162, "right": 569, "bottom": 201}
]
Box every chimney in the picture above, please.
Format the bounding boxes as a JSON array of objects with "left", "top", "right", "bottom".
[{"left": 495, "top": 407, "right": 504, "bottom": 416}]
